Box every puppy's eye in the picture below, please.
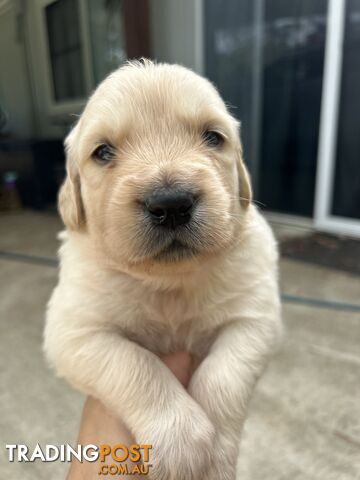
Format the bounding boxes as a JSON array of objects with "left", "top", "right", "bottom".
[
  {"left": 202, "top": 130, "right": 224, "bottom": 148},
  {"left": 92, "top": 143, "right": 114, "bottom": 165}
]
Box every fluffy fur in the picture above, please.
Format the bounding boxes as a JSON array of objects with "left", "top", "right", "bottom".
[{"left": 45, "top": 60, "right": 281, "bottom": 480}]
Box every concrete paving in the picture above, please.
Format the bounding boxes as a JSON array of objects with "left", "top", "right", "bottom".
[{"left": 0, "top": 211, "right": 359, "bottom": 480}]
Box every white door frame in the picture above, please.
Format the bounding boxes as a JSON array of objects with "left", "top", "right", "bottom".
[{"left": 314, "top": 0, "right": 360, "bottom": 237}]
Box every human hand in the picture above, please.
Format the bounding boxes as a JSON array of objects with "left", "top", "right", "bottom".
[{"left": 67, "top": 351, "right": 204, "bottom": 479}]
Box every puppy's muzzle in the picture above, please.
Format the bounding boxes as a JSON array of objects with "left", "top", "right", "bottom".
[{"left": 144, "top": 188, "right": 195, "bottom": 229}]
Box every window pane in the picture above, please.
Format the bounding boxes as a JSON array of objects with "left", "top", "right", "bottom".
[
  {"left": 87, "top": 0, "right": 126, "bottom": 85},
  {"left": 331, "top": 0, "right": 360, "bottom": 220},
  {"left": 45, "top": 0, "right": 86, "bottom": 101}
]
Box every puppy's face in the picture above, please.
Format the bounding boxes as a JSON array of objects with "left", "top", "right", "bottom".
[{"left": 60, "top": 61, "right": 252, "bottom": 276}]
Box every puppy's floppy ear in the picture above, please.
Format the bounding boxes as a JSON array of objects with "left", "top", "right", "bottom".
[
  {"left": 235, "top": 133, "right": 252, "bottom": 209},
  {"left": 58, "top": 125, "right": 86, "bottom": 230}
]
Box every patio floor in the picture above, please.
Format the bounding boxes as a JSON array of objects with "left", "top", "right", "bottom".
[{"left": 0, "top": 211, "right": 359, "bottom": 480}]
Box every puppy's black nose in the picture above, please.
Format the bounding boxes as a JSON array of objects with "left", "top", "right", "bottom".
[{"left": 145, "top": 189, "right": 194, "bottom": 229}]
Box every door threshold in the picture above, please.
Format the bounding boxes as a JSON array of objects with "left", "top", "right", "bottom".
[{"left": 264, "top": 211, "right": 314, "bottom": 241}]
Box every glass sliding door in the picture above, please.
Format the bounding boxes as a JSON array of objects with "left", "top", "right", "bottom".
[
  {"left": 259, "top": 0, "right": 327, "bottom": 216},
  {"left": 205, "top": 0, "right": 328, "bottom": 216},
  {"left": 204, "top": 0, "right": 261, "bottom": 177},
  {"left": 315, "top": 0, "right": 360, "bottom": 236}
]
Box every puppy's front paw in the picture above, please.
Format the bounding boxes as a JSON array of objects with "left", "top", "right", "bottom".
[
  {"left": 206, "top": 465, "right": 237, "bottom": 480},
  {"left": 142, "top": 403, "right": 215, "bottom": 480},
  {"left": 204, "top": 433, "right": 239, "bottom": 480}
]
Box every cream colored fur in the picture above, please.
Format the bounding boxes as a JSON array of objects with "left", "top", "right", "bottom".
[{"left": 45, "top": 60, "right": 281, "bottom": 480}]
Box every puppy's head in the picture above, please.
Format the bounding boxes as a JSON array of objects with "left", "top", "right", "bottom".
[{"left": 59, "top": 60, "right": 252, "bottom": 276}]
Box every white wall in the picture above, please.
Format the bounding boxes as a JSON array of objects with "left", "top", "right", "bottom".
[{"left": 0, "top": 0, "right": 34, "bottom": 138}]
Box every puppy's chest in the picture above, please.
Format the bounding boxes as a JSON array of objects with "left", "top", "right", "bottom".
[{"left": 117, "top": 291, "right": 222, "bottom": 356}]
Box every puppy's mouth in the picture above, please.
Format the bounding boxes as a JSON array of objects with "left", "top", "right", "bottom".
[{"left": 153, "top": 239, "right": 196, "bottom": 262}]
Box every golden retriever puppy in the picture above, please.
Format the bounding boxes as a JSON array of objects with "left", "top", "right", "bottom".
[{"left": 45, "top": 60, "right": 281, "bottom": 480}]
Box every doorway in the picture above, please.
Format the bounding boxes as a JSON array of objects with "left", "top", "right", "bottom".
[
  {"left": 205, "top": 0, "right": 328, "bottom": 217},
  {"left": 315, "top": 0, "right": 360, "bottom": 237}
]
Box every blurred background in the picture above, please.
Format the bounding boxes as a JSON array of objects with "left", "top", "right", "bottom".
[{"left": 0, "top": 1, "right": 359, "bottom": 479}]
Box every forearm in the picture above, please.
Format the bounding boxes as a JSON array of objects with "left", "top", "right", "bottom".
[
  {"left": 190, "top": 317, "right": 281, "bottom": 425},
  {"left": 67, "top": 397, "right": 139, "bottom": 480},
  {"left": 189, "top": 317, "right": 280, "bottom": 480},
  {"left": 45, "top": 324, "right": 193, "bottom": 430},
  {"left": 67, "top": 353, "right": 202, "bottom": 480}
]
